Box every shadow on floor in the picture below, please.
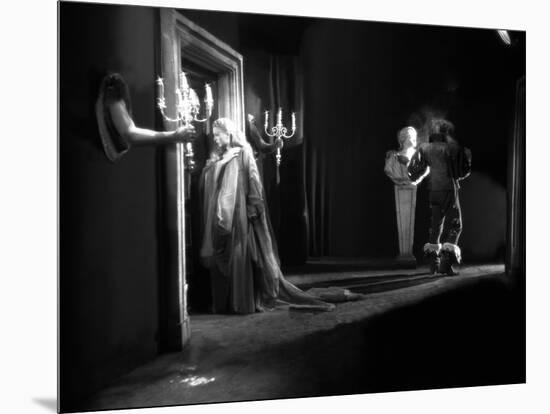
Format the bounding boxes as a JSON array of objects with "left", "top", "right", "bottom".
[{"left": 336, "top": 276, "right": 525, "bottom": 394}]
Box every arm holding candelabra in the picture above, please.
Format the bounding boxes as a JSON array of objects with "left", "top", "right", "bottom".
[
  {"left": 246, "top": 114, "right": 283, "bottom": 155},
  {"left": 264, "top": 108, "right": 296, "bottom": 166},
  {"left": 96, "top": 73, "right": 198, "bottom": 163},
  {"left": 246, "top": 108, "right": 295, "bottom": 166},
  {"left": 109, "top": 100, "right": 196, "bottom": 146}
]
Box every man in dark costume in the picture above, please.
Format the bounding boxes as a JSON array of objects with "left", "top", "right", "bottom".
[{"left": 408, "top": 119, "right": 472, "bottom": 275}]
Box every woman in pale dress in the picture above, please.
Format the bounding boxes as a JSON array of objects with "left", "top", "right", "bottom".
[{"left": 200, "top": 118, "right": 361, "bottom": 314}]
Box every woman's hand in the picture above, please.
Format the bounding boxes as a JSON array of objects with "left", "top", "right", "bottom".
[{"left": 220, "top": 147, "right": 242, "bottom": 164}]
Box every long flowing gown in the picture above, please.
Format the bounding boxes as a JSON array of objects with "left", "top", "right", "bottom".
[{"left": 200, "top": 145, "right": 344, "bottom": 314}]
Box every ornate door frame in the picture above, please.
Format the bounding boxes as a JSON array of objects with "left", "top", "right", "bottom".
[{"left": 159, "top": 9, "right": 244, "bottom": 349}]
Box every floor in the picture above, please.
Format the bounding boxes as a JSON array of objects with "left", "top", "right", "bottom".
[{"left": 79, "top": 264, "right": 525, "bottom": 412}]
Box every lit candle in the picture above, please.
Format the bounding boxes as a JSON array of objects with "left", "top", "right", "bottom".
[
  {"left": 205, "top": 83, "right": 213, "bottom": 103},
  {"left": 179, "top": 72, "right": 189, "bottom": 91},
  {"left": 292, "top": 112, "right": 296, "bottom": 130},
  {"left": 189, "top": 88, "right": 200, "bottom": 109},
  {"left": 277, "top": 107, "right": 282, "bottom": 125},
  {"left": 156, "top": 77, "right": 164, "bottom": 101},
  {"left": 264, "top": 111, "right": 269, "bottom": 129},
  {"left": 205, "top": 84, "right": 213, "bottom": 116}
]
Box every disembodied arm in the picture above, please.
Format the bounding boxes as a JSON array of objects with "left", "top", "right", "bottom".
[
  {"left": 247, "top": 114, "right": 280, "bottom": 154},
  {"left": 109, "top": 100, "right": 196, "bottom": 146}
]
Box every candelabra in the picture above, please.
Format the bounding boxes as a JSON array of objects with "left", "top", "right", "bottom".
[
  {"left": 264, "top": 107, "right": 296, "bottom": 166},
  {"left": 156, "top": 72, "right": 214, "bottom": 170}
]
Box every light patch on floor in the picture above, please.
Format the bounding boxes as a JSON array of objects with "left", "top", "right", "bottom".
[{"left": 179, "top": 376, "right": 216, "bottom": 386}]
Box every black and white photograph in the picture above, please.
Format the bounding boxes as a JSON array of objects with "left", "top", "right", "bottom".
[
  {"left": 7, "top": 0, "right": 550, "bottom": 413},
  {"left": 56, "top": 0, "right": 529, "bottom": 412}
]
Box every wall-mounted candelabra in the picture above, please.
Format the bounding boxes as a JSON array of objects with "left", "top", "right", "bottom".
[
  {"left": 156, "top": 72, "right": 214, "bottom": 170},
  {"left": 264, "top": 107, "right": 296, "bottom": 166}
]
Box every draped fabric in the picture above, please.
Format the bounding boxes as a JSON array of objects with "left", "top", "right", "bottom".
[
  {"left": 200, "top": 145, "right": 335, "bottom": 313},
  {"left": 384, "top": 150, "right": 413, "bottom": 186}
]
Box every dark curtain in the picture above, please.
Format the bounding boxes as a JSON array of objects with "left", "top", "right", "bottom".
[
  {"left": 267, "top": 55, "right": 305, "bottom": 145},
  {"left": 255, "top": 54, "right": 308, "bottom": 266},
  {"left": 300, "top": 21, "right": 402, "bottom": 261},
  {"left": 303, "top": 122, "right": 330, "bottom": 257}
]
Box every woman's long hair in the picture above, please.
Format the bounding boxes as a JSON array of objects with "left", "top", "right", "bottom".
[{"left": 209, "top": 118, "right": 251, "bottom": 162}]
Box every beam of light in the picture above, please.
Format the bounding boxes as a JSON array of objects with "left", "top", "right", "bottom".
[{"left": 497, "top": 30, "right": 512, "bottom": 45}]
